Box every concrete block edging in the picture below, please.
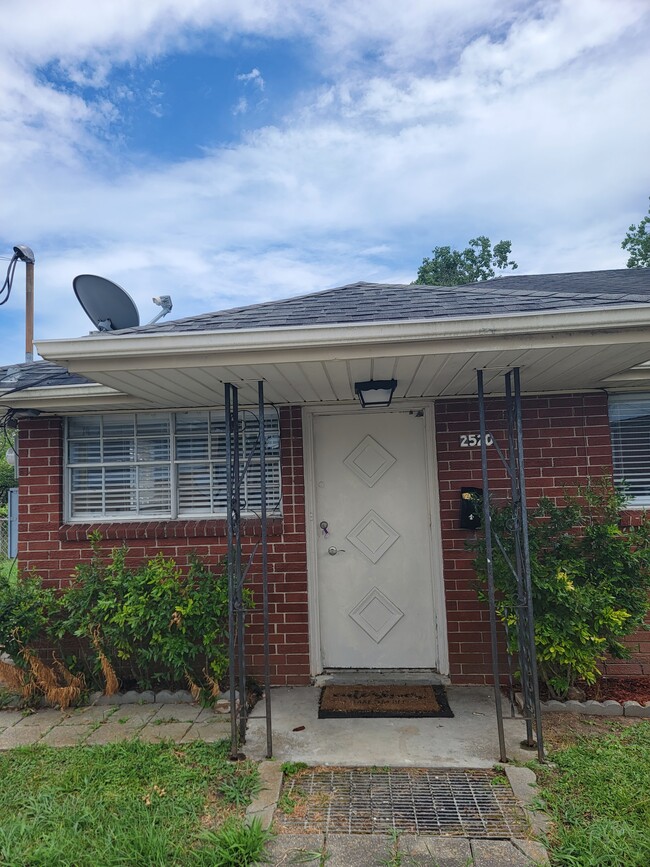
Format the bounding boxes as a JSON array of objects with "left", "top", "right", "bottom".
[
  {"left": 540, "top": 698, "right": 650, "bottom": 717},
  {"left": 89, "top": 689, "right": 238, "bottom": 711}
]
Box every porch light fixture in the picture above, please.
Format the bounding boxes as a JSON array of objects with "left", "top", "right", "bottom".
[{"left": 354, "top": 379, "right": 398, "bottom": 408}]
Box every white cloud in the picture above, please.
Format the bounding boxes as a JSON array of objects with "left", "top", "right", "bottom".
[
  {"left": 237, "top": 68, "right": 265, "bottom": 90},
  {"left": 232, "top": 97, "right": 248, "bottom": 116},
  {"left": 0, "top": 0, "right": 649, "bottom": 366}
]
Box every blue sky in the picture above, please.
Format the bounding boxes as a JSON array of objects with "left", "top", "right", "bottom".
[{"left": 1, "top": 0, "right": 649, "bottom": 365}]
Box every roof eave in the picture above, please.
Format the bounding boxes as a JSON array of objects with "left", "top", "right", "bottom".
[{"left": 35, "top": 304, "right": 650, "bottom": 368}]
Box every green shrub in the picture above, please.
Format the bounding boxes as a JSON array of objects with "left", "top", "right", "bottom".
[
  {"left": 473, "top": 480, "right": 650, "bottom": 699},
  {"left": 0, "top": 571, "right": 55, "bottom": 664},
  {"left": 55, "top": 533, "right": 236, "bottom": 693}
]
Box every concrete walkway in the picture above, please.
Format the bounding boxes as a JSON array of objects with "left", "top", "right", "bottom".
[
  {"left": 261, "top": 833, "right": 548, "bottom": 865},
  {"left": 246, "top": 688, "right": 550, "bottom": 865},
  {"left": 246, "top": 685, "right": 535, "bottom": 766},
  {"left": 0, "top": 702, "right": 231, "bottom": 748}
]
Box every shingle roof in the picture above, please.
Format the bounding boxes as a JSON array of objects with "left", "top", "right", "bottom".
[
  {"left": 2, "top": 269, "right": 649, "bottom": 390},
  {"left": 116, "top": 268, "right": 650, "bottom": 335},
  {"left": 0, "top": 359, "right": 91, "bottom": 392}
]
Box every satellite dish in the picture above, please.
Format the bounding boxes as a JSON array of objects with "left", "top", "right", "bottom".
[{"left": 73, "top": 274, "right": 140, "bottom": 332}]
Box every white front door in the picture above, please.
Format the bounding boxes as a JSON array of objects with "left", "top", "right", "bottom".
[{"left": 312, "top": 409, "right": 439, "bottom": 669}]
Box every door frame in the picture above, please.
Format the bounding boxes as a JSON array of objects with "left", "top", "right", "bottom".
[{"left": 302, "top": 401, "right": 449, "bottom": 677}]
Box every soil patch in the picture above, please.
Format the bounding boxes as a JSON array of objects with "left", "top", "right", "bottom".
[
  {"left": 537, "top": 676, "right": 650, "bottom": 704},
  {"left": 318, "top": 684, "right": 453, "bottom": 719},
  {"left": 584, "top": 676, "right": 650, "bottom": 704},
  {"left": 542, "top": 713, "right": 648, "bottom": 752}
]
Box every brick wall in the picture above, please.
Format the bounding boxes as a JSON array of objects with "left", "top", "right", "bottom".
[
  {"left": 16, "top": 391, "right": 649, "bottom": 686},
  {"left": 17, "top": 406, "right": 311, "bottom": 686},
  {"left": 433, "top": 392, "right": 649, "bottom": 682}
]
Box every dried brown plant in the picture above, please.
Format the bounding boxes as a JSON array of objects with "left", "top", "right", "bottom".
[{"left": 91, "top": 629, "right": 119, "bottom": 696}]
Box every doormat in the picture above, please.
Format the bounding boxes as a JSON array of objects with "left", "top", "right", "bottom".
[{"left": 318, "top": 684, "right": 453, "bottom": 719}]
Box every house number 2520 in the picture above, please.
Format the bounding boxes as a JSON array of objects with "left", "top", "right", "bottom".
[{"left": 459, "top": 433, "right": 493, "bottom": 447}]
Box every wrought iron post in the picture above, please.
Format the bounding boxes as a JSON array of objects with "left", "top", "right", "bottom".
[
  {"left": 225, "top": 384, "right": 239, "bottom": 759},
  {"left": 477, "top": 369, "right": 508, "bottom": 764},
  {"left": 512, "top": 368, "right": 544, "bottom": 761},
  {"left": 232, "top": 386, "right": 249, "bottom": 743},
  {"left": 476, "top": 367, "right": 544, "bottom": 763},
  {"left": 225, "top": 381, "right": 274, "bottom": 759},
  {"left": 258, "top": 381, "right": 273, "bottom": 758}
]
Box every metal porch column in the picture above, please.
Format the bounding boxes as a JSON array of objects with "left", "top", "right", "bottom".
[{"left": 476, "top": 367, "right": 544, "bottom": 763}]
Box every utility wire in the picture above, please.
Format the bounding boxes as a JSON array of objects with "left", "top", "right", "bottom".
[{"left": 0, "top": 253, "right": 19, "bottom": 306}]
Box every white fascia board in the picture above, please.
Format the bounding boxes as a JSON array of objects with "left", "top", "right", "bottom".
[
  {"left": 0, "top": 383, "right": 135, "bottom": 411},
  {"left": 35, "top": 303, "right": 650, "bottom": 370}
]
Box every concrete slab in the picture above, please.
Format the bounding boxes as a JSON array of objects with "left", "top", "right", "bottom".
[
  {"left": 109, "top": 708, "right": 158, "bottom": 727},
  {"left": 470, "top": 839, "right": 532, "bottom": 866},
  {"left": 505, "top": 766, "right": 550, "bottom": 837},
  {"left": 138, "top": 722, "right": 192, "bottom": 743},
  {"left": 400, "top": 835, "right": 473, "bottom": 866},
  {"left": 246, "top": 761, "right": 283, "bottom": 830},
  {"left": 0, "top": 726, "right": 45, "bottom": 748},
  {"left": 259, "top": 833, "right": 324, "bottom": 865},
  {"left": 85, "top": 724, "right": 139, "bottom": 746},
  {"left": 62, "top": 706, "right": 118, "bottom": 724},
  {"left": 195, "top": 707, "right": 233, "bottom": 723},
  {"left": 150, "top": 703, "right": 204, "bottom": 722},
  {"left": 182, "top": 724, "right": 229, "bottom": 744},
  {"left": 17, "top": 709, "right": 65, "bottom": 727},
  {"left": 0, "top": 710, "right": 25, "bottom": 727},
  {"left": 40, "top": 724, "right": 92, "bottom": 746},
  {"left": 246, "top": 686, "right": 532, "bottom": 767},
  {"left": 513, "top": 838, "right": 550, "bottom": 865},
  {"left": 324, "top": 833, "right": 393, "bottom": 866},
  {"left": 505, "top": 766, "right": 538, "bottom": 807}
]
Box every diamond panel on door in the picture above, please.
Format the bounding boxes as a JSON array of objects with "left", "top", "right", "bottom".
[
  {"left": 343, "top": 435, "right": 396, "bottom": 487},
  {"left": 346, "top": 509, "right": 400, "bottom": 563},
  {"left": 349, "top": 586, "right": 404, "bottom": 643}
]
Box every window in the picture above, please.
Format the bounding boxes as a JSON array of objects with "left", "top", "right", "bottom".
[
  {"left": 66, "top": 410, "right": 281, "bottom": 521},
  {"left": 609, "top": 394, "right": 650, "bottom": 507}
]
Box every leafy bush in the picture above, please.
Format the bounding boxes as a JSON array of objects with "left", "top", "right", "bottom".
[
  {"left": 55, "top": 533, "right": 236, "bottom": 694},
  {"left": 473, "top": 481, "right": 650, "bottom": 699},
  {"left": 0, "top": 536, "right": 238, "bottom": 703},
  {"left": 0, "top": 572, "right": 55, "bottom": 663}
]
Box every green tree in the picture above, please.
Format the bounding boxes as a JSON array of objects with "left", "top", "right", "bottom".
[
  {"left": 622, "top": 198, "right": 650, "bottom": 268},
  {"left": 415, "top": 235, "right": 518, "bottom": 285}
]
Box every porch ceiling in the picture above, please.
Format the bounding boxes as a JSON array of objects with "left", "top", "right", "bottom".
[
  {"left": 29, "top": 307, "right": 650, "bottom": 409},
  {"left": 52, "top": 344, "right": 646, "bottom": 408}
]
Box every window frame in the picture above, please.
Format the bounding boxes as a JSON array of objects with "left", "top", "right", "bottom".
[
  {"left": 608, "top": 393, "right": 650, "bottom": 509},
  {"left": 64, "top": 409, "right": 282, "bottom": 523}
]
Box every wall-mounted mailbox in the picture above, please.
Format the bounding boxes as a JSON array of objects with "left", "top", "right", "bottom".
[{"left": 460, "top": 487, "right": 482, "bottom": 530}]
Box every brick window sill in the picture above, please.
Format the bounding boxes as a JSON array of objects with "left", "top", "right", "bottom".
[{"left": 58, "top": 517, "right": 284, "bottom": 543}]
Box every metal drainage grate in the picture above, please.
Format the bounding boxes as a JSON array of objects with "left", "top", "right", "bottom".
[{"left": 276, "top": 768, "right": 529, "bottom": 838}]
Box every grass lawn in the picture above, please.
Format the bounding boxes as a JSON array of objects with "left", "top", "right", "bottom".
[
  {"left": 0, "top": 558, "right": 17, "bottom": 584},
  {"left": 537, "top": 717, "right": 650, "bottom": 867},
  {"left": 0, "top": 739, "right": 270, "bottom": 866}
]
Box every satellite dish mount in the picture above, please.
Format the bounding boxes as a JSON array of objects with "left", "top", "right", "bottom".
[{"left": 73, "top": 275, "right": 173, "bottom": 332}]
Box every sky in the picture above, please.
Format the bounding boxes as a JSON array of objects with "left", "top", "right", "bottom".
[{"left": 0, "top": 0, "right": 649, "bottom": 365}]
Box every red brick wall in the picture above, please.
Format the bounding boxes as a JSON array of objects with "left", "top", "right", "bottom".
[
  {"left": 16, "top": 392, "right": 649, "bottom": 686},
  {"left": 17, "top": 406, "right": 310, "bottom": 686},
  {"left": 433, "top": 392, "right": 648, "bottom": 683}
]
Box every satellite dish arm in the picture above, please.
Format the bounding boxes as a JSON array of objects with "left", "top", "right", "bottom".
[{"left": 147, "top": 295, "right": 173, "bottom": 325}]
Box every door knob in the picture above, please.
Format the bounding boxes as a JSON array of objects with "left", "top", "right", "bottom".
[{"left": 327, "top": 546, "right": 346, "bottom": 556}]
